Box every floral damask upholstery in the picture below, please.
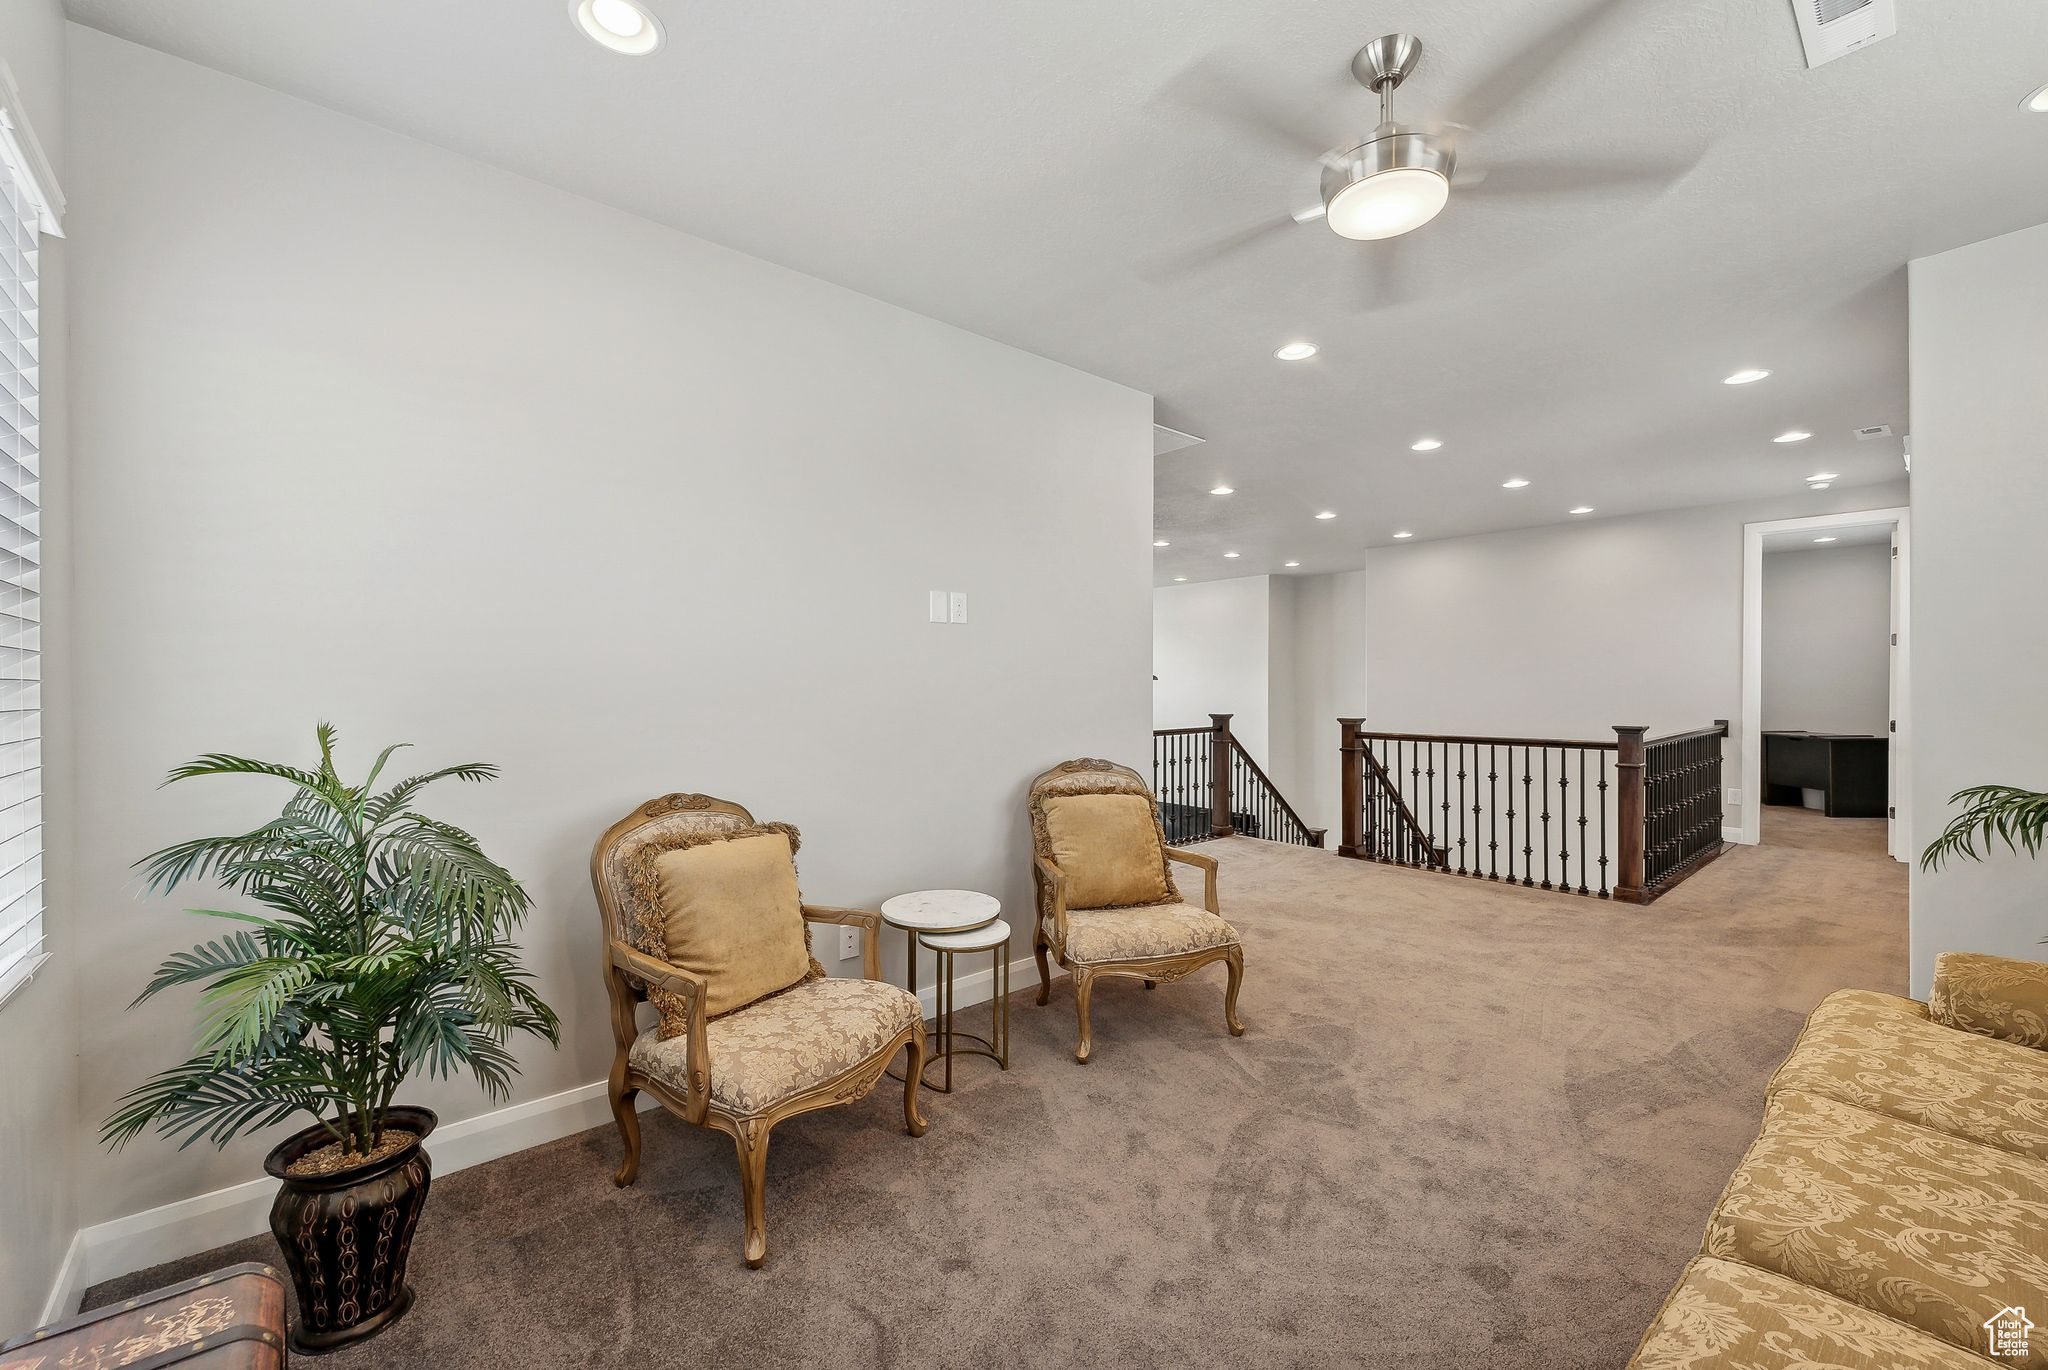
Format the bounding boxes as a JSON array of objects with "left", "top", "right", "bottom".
[
  {"left": 630, "top": 975, "right": 921, "bottom": 1117},
  {"left": 1934, "top": 952, "right": 2048, "bottom": 1050},
  {"left": 1062, "top": 901, "right": 1239, "bottom": 964},
  {"left": 1629, "top": 1256, "right": 2001, "bottom": 1370},
  {"left": 1702, "top": 1089, "right": 2048, "bottom": 1365},
  {"left": 1768, "top": 989, "right": 2048, "bottom": 1162}
]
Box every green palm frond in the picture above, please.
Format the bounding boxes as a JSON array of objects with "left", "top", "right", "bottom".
[
  {"left": 106, "top": 725, "right": 560, "bottom": 1157},
  {"left": 1921, "top": 785, "right": 2048, "bottom": 871}
]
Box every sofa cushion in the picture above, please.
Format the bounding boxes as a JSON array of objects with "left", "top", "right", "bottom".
[
  {"left": 1933, "top": 952, "right": 2048, "bottom": 1051},
  {"left": 642, "top": 826, "right": 813, "bottom": 1023},
  {"left": 1768, "top": 990, "right": 2048, "bottom": 1162},
  {"left": 1041, "top": 792, "right": 1174, "bottom": 910},
  {"left": 1062, "top": 901, "right": 1238, "bottom": 964},
  {"left": 1629, "top": 1256, "right": 2000, "bottom": 1370},
  {"left": 631, "top": 976, "right": 920, "bottom": 1116},
  {"left": 1703, "top": 1089, "right": 2048, "bottom": 1365}
]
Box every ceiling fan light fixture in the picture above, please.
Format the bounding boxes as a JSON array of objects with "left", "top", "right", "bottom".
[
  {"left": 1321, "top": 130, "right": 1455, "bottom": 241},
  {"left": 2023, "top": 81, "right": 2048, "bottom": 113}
]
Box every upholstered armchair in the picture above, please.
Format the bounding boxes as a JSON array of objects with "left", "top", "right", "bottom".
[
  {"left": 589, "top": 792, "right": 928, "bottom": 1266},
  {"left": 1027, "top": 759, "right": 1245, "bottom": 1062}
]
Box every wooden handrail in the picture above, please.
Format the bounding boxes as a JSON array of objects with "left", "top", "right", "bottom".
[
  {"left": 1358, "top": 729, "right": 1619, "bottom": 751},
  {"left": 1647, "top": 721, "right": 1730, "bottom": 746},
  {"left": 1358, "top": 738, "right": 1445, "bottom": 868},
  {"left": 1226, "top": 731, "right": 1323, "bottom": 847}
]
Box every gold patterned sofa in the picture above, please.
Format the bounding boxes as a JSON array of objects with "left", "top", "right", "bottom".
[{"left": 1630, "top": 952, "right": 2048, "bottom": 1368}]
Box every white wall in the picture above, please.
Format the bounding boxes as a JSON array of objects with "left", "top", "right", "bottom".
[
  {"left": 1762, "top": 544, "right": 1891, "bottom": 735},
  {"left": 1152, "top": 576, "right": 1272, "bottom": 758},
  {"left": 1907, "top": 221, "right": 2048, "bottom": 993},
  {"left": 1275, "top": 569, "right": 1369, "bottom": 834},
  {"left": 1359, "top": 484, "right": 1909, "bottom": 835},
  {"left": 67, "top": 29, "right": 1152, "bottom": 1229},
  {"left": 0, "top": 0, "right": 75, "bottom": 1335}
]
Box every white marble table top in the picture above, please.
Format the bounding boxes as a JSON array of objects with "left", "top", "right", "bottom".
[
  {"left": 880, "top": 889, "right": 1000, "bottom": 933},
  {"left": 920, "top": 917, "right": 1012, "bottom": 952}
]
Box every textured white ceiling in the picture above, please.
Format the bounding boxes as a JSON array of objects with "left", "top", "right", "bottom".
[{"left": 65, "top": 1, "right": 2048, "bottom": 583}]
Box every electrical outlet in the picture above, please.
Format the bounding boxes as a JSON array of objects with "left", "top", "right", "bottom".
[
  {"left": 948, "top": 590, "right": 968, "bottom": 624},
  {"left": 928, "top": 590, "right": 948, "bottom": 623},
  {"left": 838, "top": 925, "right": 861, "bottom": 961}
]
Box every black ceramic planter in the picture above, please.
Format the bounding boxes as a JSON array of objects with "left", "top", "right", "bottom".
[{"left": 263, "top": 1105, "right": 436, "bottom": 1355}]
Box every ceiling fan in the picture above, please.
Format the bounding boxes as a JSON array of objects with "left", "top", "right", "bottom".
[{"left": 1155, "top": 0, "right": 1688, "bottom": 289}]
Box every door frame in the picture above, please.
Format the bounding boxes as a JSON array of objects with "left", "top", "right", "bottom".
[{"left": 1739, "top": 505, "right": 1911, "bottom": 854}]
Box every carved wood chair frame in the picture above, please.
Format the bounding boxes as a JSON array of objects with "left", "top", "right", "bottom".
[
  {"left": 1027, "top": 759, "right": 1246, "bottom": 1063},
  {"left": 589, "top": 792, "right": 928, "bottom": 1266}
]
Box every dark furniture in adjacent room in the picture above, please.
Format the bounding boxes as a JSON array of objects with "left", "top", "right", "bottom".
[{"left": 1762, "top": 731, "right": 1889, "bottom": 818}]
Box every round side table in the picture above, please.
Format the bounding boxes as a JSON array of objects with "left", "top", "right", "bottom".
[
  {"left": 919, "top": 918, "right": 1011, "bottom": 1093},
  {"left": 879, "top": 889, "right": 1000, "bottom": 1092}
]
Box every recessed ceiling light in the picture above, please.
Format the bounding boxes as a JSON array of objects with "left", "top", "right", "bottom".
[
  {"left": 1315, "top": 510, "right": 1337, "bottom": 520},
  {"left": 1223, "top": 551, "right": 1241, "bottom": 559},
  {"left": 2024, "top": 81, "right": 2048, "bottom": 113},
  {"left": 1274, "top": 342, "right": 1319, "bottom": 362},
  {"left": 1808, "top": 482, "right": 1832, "bottom": 490},
  {"left": 1284, "top": 561, "right": 1301, "bottom": 568},
  {"left": 1392, "top": 530, "right": 1413, "bottom": 539},
  {"left": 1569, "top": 506, "right": 1595, "bottom": 515},
  {"left": 1153, "top": 539, "right": 1170, "bottom": 547},
  {"left": 1813, "top": 536, "right": 1838, "bottom": 544},
  {"left": 1410, "top": 438, "right": 1443, "bottom": 452},
  {"left": 1173, "top": 576, "right": 1188, "bottom": 582},
  {"left": 571, "top": 0, "right": 665, "bottom": 54},
  {"left": 1501, "top": 478, "right": 1530, "bottom": 489},
  {"left": 1723, "top": 368, "right": 1772, "bottom": 385},
  {"left": 1806, "top": 472, "right": 1839, "bottom": 482},
  {"left": 1773, "top": 430, "right": 1812, "bottom": 444},
  {"left": 1210, "top": 486, "right": 1234, "bottom": 496}
]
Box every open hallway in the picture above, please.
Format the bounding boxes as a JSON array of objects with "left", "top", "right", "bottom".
[{"left": 85, "top": 834, "right": 1907, "bottom": 1368}]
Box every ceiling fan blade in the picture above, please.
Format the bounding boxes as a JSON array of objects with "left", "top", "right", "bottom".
[
  {"left": 1452, "top": 155, "right": 1692, "bottom": 197},
  {"left": 1355, "top": 236, "right": 1412, "bottom": 312},
  {"left": 1155, "top": 56, "right": 1333, "bottom": 160},
  {"left": 1141, "top": 216, "right": 1302, "bottom": 282},
  {"left": 1441, "top": 0, "right": 1637, "bottom": 134}
]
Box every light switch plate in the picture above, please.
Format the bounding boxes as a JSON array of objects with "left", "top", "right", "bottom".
[
  {"left": 948, "top": 591, "right": 968, "bottom": 623},
  {"left": 838, "top": 925, "right": 861, "bottom": 961},
  {"left": 1727, "top": 787, "right": 1743, "bottom": 807},
  {"left": 929, "top": 590, "right": 948, "bottom": 623}
]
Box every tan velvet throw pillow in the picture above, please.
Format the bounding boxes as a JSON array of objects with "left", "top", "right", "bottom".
[
  {"left": 1931, "top": 951, "right": 2048, "bottom": 1050},
  {"left": 647, "top": 828, "right": 812, "bottom": 1023},
  {"left": 1042, "top": 792, "right": 1174, "bottom": 910}
]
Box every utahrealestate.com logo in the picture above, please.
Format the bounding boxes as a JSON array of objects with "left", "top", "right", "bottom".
[{"left": 1986, "top": 1307, "right": 2034, "bottom": 1359}]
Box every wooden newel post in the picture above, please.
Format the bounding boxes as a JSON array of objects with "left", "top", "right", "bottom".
[
  {"left": 1209, "top": 713, "right": 1235, "bottom": 837},
  {"left": 1338, "top": 718, "right": 1364, "bottom": 859},
  {"left": 1614, "top": 724, "right": 1648, "bottom": 904}
]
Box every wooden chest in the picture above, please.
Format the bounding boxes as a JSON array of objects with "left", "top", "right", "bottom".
[{"left": 1, "top": 1264, "right": 287, "bottom": 1370}]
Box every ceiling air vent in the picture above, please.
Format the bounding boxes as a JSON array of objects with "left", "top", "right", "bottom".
[
  {"left": 1854, "top": 424, "right": 1893, "bottom": 440},
  {"left": 1791, "top": 0, "right": 1896, "bottom": 68}
]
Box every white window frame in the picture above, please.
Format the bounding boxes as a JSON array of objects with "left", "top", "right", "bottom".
[{"left": 0, "top": 58, "right": 60, "bottom": 1012}]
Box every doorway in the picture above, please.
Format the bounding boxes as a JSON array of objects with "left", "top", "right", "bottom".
[{"left": 1739, "top": 506, "right": 1910, "bottom": 859}]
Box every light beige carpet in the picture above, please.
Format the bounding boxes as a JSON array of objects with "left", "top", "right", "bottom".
[{"left": 86, "top": 830, "right": 1907, "bottom": 1367}]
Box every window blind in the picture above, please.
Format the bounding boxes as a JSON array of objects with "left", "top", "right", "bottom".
[{"left": 0, "top": 167, "right": 41, "bottom": 1009}]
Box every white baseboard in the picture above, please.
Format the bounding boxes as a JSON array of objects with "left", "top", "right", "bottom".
[
  {"left": 1722, "top": 825, "right": 1745, "bottom": 844},
  {"left": 38, "top": 1230, "right": 86, "bottom": 1328},
  {"left": 45, "top": 951, "right": 1047, "bottom": 1323}
]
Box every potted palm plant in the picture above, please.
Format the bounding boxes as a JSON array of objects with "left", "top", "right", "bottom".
[
  {"left": 102, "top": 725, "right": 560, "bottom": 1354},
  {"left": 1922, "top": 784, "right": 2048, "bottom": 870}
]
